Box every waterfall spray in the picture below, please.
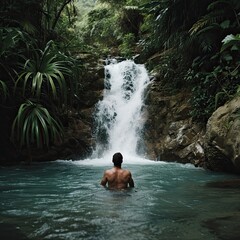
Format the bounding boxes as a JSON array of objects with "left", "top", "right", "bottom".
[{"left": 92, "top": 60, "right": 151, "bottom": 161}]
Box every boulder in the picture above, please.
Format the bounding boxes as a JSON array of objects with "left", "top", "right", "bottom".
[{"left": 204, "top": 96, "right": 240, "bottom": 173}]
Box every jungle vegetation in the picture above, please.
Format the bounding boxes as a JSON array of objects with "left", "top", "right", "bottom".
[{"left": 0, "top": 0, "right": 240, "bottom": 163}]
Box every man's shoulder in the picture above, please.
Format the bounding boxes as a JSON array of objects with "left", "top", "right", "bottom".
[
  {"left": 104, "top": 169, "right": 111, "bottom": 173},
  {"left": 105, "top": 168, "right": 115, "bottom": 174},
  {"left": 122, "top": 169, "right": 131, "bottom": 175}
]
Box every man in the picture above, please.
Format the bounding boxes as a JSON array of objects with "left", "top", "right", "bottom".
[{"left": 100, "top": 152, "right": 134, "bottom": 189}]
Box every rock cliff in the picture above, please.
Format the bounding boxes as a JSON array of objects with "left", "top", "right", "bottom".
[{"left": 143, "top": 76, "right": 205, "bottom": 167}]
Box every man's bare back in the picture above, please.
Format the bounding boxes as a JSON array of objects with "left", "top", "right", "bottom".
[
  {"left": 101, "top": 167, "right": 134, "bottom": 189},
  {"left": 100, "top": 152, "right": 134, "bottom": 189}
]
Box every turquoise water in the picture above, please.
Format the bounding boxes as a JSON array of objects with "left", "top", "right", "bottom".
[{"left": 0, "top": 160, "right": 240, "bottom": 240}]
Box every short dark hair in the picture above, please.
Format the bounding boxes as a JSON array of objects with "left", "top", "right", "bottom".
[{"left": 112, "top": 152, "right": 123, "bottom": 167}]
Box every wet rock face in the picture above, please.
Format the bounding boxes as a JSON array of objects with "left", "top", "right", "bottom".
[
  {"left": 58, "top": 61, "right": 105, "bottom": 160},
  {"left": 142, "top": 75, "right": 240, "bottom": 173},
  {"left": 204, "top": 96, "right": 240, "bottom": 173},
  {"left": 143, "top": 81, "right": 205, "bottom": 166}
]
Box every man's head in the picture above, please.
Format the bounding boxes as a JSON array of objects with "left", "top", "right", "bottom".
[{"left": 112, "top": 152, "right": 123, "bottom": 167}]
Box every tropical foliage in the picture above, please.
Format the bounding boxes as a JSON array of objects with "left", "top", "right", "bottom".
[
  {"left": 78, "top": 0, "right": 145, "bottom": 56},
  {"left": 0, "top": 0, "right": 82, "bottom": 162},
  {"left": 185, "top": 0, "right": 240, "bottom": 121}
]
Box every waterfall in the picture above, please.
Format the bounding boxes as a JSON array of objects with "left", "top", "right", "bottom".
[{"left": 92, "top": 59, "right": 151, "bottom": 162}]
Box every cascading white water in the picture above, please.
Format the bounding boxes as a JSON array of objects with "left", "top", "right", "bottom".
[{"left": 92, "top": 59, "right": 151, "bottom": 163}]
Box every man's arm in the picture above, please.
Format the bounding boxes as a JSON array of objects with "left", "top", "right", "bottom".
[
  {"left": 128, "top": 172, "right": 134, "bottom": 188},
  {"left": 100, "top": 171, "right": 108, "bottom": 187}
]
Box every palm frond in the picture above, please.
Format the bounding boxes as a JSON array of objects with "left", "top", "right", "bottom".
[
  {"left": 11, "top": 100, "right": 63, "bottom": 149},
  {"left": 0, "top": 80, "right": 8, "bottom": 101},
  {"left": 15, "top": 41, "right": 69, "bottom": 102}
]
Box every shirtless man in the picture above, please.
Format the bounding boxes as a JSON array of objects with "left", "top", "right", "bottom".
[{"left": 100, "top": 152, "right": 134, "bottom": 189}]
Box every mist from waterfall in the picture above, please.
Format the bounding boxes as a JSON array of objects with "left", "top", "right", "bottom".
[{"left": 92, "top": 59, "right": 151, "bottom": 162}]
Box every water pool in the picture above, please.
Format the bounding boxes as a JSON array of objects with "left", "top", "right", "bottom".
[{"left": 0, "top": 159, "right": 240, "bottom": 240}]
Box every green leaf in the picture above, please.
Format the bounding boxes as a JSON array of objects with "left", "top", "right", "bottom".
[
  {"left": 222, "top": 54, "right": 233, "bottom": 62},
  {"left": 221, "top": 34, "right": 240, "bottom": 52},
  {"left": 220, "top": 20, "right": 230, "bottom": 29}
]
